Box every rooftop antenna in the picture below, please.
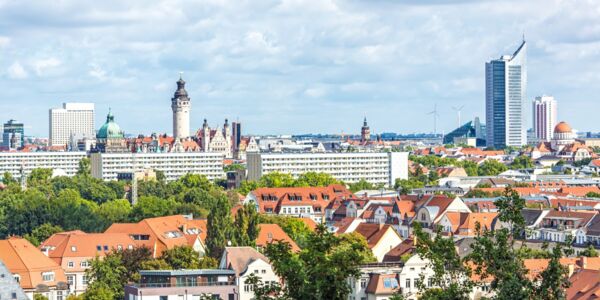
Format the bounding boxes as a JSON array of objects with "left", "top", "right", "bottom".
[
  {"left": 179, "top": 71, "right": 183, "bottom": 79},
  {"left": 452, "top": 105, "right": 465, "bottom": 128},
  {"left": 427, "top": 103, "right": 440, "bottom": 135}
]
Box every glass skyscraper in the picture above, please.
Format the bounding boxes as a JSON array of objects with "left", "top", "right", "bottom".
[{"left": 485, "top": 40, "right": 527, "bottom": 148}]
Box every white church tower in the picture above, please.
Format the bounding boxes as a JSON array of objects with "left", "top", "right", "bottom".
[{"left": 171, "top": 74, "right": 191, "bottom": 139}]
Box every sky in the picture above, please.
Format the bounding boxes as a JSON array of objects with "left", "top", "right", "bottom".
[{"left": 0, "top": 0, "right": 599, "bottom": 137}]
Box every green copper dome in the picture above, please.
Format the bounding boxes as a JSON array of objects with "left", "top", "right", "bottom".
[{"left": 97, "top": 109, "right": 124, "bottom": 139}]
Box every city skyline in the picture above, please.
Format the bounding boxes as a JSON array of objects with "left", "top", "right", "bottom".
[{"left": 1, "top": 0, "right": 600, "bottom": 137}]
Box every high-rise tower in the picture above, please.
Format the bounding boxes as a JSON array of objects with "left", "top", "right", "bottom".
[
  {"left": 485, "top": 39, "right": 527, "bottom": 148},
  {"left": 171, "top": 74, "right": 191, "bottom": 139},
  {"left": 532, "top": 96, "right": 557, "bottom": 142}
]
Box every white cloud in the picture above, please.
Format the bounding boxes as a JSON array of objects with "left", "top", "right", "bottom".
[
  {"left": 88, "top": 63, "right": 107, "bottom": 81},
  {"left": 31, "top": 57, "right": 62, "bottom": 76},
  {"left": 7, "top": 61, "right": 28, "bottom": 79},
  {"left": 0, "top": 36, "right": 10, "bottom": 48}
]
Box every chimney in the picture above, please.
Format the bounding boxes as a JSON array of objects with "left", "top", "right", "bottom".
[{"left": 579, "top": 256, "right": 588, "bottom": 270}]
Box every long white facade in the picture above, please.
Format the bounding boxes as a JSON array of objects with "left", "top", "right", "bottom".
[
  {"left": 247, "top": 152, "right": 408, "bottom": 186},
  {"left": 49, "top": 103, "right": 95, "bottom": 147},
  {"left": 0, "top": 152, "right": 86, "bottom": 179},
  {"left": 533, "top": 95, "right": 557, "bottom": 142},
  {"left": 486, "top": 40, "right": 527, "bottom": 148},
  {"left": 90, "top": 152, "right": 224, "bottom": 181}
]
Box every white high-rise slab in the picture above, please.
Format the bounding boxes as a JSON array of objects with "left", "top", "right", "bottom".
[
  {"left": 485, "top": 40, "right": 527, "bottom": 148},
  {"left": 533, "top": 95, "right": 557, "bottom": 142},
  {"left": 49, "top": 103, "right": 95, "bottom": 147}
]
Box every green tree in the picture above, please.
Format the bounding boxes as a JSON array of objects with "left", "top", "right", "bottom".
[
  {"left": 510, "top": 155, "right": 534, "bottom": 170},
  {"left": 77, "top": 158, "right": 91, "bottom": 176},
  {"left": 580, "top": 245, "right": 598, "bottom": 257},
  {"left": 224, "top": 163, "right": 246, "bottom": 172},
  {"left": 86, "top": 253, "right": 128, "bottom": 300},
  {"left": 533, "top": 243, "right": 571, "bottom": 299},
  {"left": 586, "top": 192, "right": 600, "bottom": 198},
  {"left": 34, "top": 294, "right": 49, "bottom": 300},
  {"left": 259, "top": 172, "right": 295, "bottom": 188},
  {"left": 238, "top": 180, "right": 261, "bottom": 195},
  {"left": 233, "top": 203, "right": 260, "bottom": 247},
  {"left": 161, "top": 246, "right": 200, "bottom": 269},
  {"left": 478, "top": 160, "right": 508, "bottom": 176},
  {"left": 468, "top": 188, "right": 533, "bottom": 299},
  {"left": 28, "top": 168, "right": 53, "bottom": 187},
  {"left": 24, "top": 223, "right": 63, "bottom": 246},
  {"left": 2, "top": 172, "right": 17, "bottom": 185},
  {"left": 98, "top": 199, "right": 132, "bottom": 225},
  {"left": 413, "top": 222, "right": 473, "bottom": 299},
  {"left": 394, "top": 178, "right": 425, "bottom": 195},
  {"left": 206, "top": 195, "right": 234, "bottom": 258},
  {"left": 347, "top": 179, "right": 375, "bottom": 193},
  {"left": 294, "top": 172, "right": 340, "bottom": 187},
  {"left": 251, "top": 224, "right": 372, "bottom": 300},
  {"left": 130, "top": 196, "right": 175, "bottom": 221},
  {"left": 258, "top": 215, "right": 313, "bottom": 248}
]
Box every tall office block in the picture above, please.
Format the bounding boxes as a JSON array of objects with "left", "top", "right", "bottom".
[
  {"left": 485, "top": 40, "right": 527, "bottom": 148},
  {"left": 49, "top": 103, "right": 95, "bottom": 147},
  {"left": 232, "top": 121, "right": 241, "bottom": 150},
  {"left": 532, "top": 96, "right": 557, "bottom": 142},
  {"left": 2, "top": 119, "right": 24, "bottom": 149}
]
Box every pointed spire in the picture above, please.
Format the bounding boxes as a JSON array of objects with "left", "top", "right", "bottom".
[{"left": 363, "top": 116, "right": 368, "bottom": 127}]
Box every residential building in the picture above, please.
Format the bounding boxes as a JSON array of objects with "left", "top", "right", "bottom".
[
  {"left": 39, "top": 231, "right": 138, "bottom": 295},
  {"left": 49, "top": 103, "right": 95, "bottom": 147},
  {"left": 243, "top": 184, "right": 354, "bottom": 223},
  {"left": 0, "top": 238, "right": 69, "bottom": 300},
  {"left": 485, "top": 39, "right": 527, "bottom": 148},
  {"left": 90, "top": 152, "right": 224, "bottom": 181},
  {"left": 399, "top": 255, "right": 435, "bottom": 300},
  {"left": 172, "top": 75, "right": 191, "bottom": 140},
  {"left": 247, "top": 151, "right": 408, "bottom": 187},
  {"left": 437, "top": 212, "right": 498, "bottom": 237},
  {"left": 0, "top": 151, "right": 86, "bottom": 179},
  {"left": 0, "top": 260, "right": 28, "bottom": 300},
  {"left": 104, "top": 215, "right": 207, "bottom": 258},
  {"left": 412, "top": 196, "right": 471, "bottom": 231},
  {"left": 533, "top": 96, "right": 557, "bottom": 142},
  {"left": 219, "top": 247, "right": 279, "bottom": 300},
  {"left": 256, "top": 224, "right": 300, "bottom": 252},
  {"left": 124, "top": 269, "right": 237, "bottom": 300},
  {"left": 348, "top": 262, "right": 403, "bottom": 300},
  {"left": 2, "top": 119, "right": 24, "bottom": 150},
  {"left": 352, "top": 223, "right": 402, "bottom": 262}
]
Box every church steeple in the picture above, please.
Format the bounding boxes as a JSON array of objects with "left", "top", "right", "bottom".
[{"left": 361, "top": 117, "right": 371, "bottom": 143}]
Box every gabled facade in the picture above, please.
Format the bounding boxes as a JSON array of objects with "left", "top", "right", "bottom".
[{"left": 219, "top": 247, "right": 279, "bottom": 300}]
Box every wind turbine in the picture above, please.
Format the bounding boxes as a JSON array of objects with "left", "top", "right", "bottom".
[
  {"left": 452, "top": 105, "right": 465, "bottom": 128},
  {"left": 427, "top": 104, "right": 440, "bottom": 135}
]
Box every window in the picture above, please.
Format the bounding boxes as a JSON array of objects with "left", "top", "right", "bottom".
[
  {"left": 117, "top": 245, "right": 123, "bottom": 250},
  {"left": 68, "top": 261, "right": 74, "bottom": 268},
  {"left": 261, "top": 269, "right": 266, "bottom": 274},
  {"left": 57, "top": 291, "right": 63, "bottom": 300},
  {"left": 383, "top": 278, "right": 398, "bottom": 289},
  {"left": 244, "top": 284, "right": 254, "bottom": 292},
  {"left": 82, "top": 275, "right": 89, "bottom": 285},
  {"left": 160, "top": 296, "right": 168, "bottom": 300},
  {"left": 405, "top": 278, "right": 411, "bottom": 288},
  {"left": 81, "top": 261, "right": 90, "bottom": 268},
  {"left": 13, "top": 275, "right": 20, "bottom": 283},
  {"left": 360, "top": 278, "right": 367, "bottom": 288},
  {"left": 67, "top": 275, "right": 74, "bottom": 286},
  {"left": 96, "top": 245, "right": 102, "bottom": 251},
  {"left": 103, "top": 245, "right": 109, "bottom": 251},
  {"left": 428, "top": 277, "right": 433, "bottom": 287},
  {"left": 71, "top": 246, "right": 77, "bottom": 252},
  {"left": 42, "top": 272, "right": 55, "bottom": 282},
  {"left": 12, "top": 292, "right": 17, "bottom": 300}
]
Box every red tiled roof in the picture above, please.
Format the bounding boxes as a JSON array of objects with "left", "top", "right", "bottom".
[{"left": 256, "top": 224, "right": 299, "bottom": 252}]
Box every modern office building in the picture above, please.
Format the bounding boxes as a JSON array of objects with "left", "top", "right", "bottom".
[
  {"left": 90, "top": 152, "right": 224, "bottom": 181},
  {"left": 0, "top": 151, "right": 86, "bottom": 179},
  {"left": 171, "top": 75, "right": 191, "bottom": 140},
  {"left": 533, "top": 95, "right": 557, "bottom": 142},
  {"left": 485, "top": 39, "right": 527, "bottom": 148},
  {"left": 246, "top": 151, "right": 408, "bottom": 186},
  {"left": 232, "top": 121, "right": 242, "bottom": 151},
  {"left": 49, "top": 103, "right": 95, "bottom": 147},
  {"left": 2, "top": 119, "right": 24, "bottom": 149}
]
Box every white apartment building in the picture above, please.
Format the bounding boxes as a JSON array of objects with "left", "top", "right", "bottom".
[
  {"left": 0, "top": 151, "right": 86, "bottom": 179},
  {"left": 246, "top": 152, "right": 408, "bottom": 186},
  {"left": 49, "top": 103, "right": 95, "bottom": 147},
  {"left": 90, "top": 152, "right": 224, "bottom": 181},
  {"left": 533, "top": 96, "right": 557, "bottom": 142}
]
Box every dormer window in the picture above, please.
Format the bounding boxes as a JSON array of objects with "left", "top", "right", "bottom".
[
  {"left": 71, "top": 246, "right": 77, "bottom": 252},
  {"left": 13, "top": 275, "right": 20, "bottom": 283},
  {"left": 42, "top": 272, "right": 55, "bottom": 282}
]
